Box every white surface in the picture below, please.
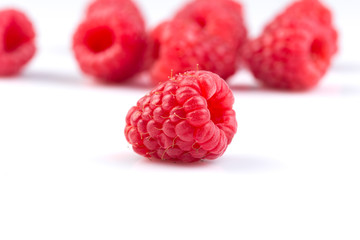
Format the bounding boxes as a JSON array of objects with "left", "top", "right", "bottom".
[{"left": 1, "top": 0, "right": 360, "bottom": 239}]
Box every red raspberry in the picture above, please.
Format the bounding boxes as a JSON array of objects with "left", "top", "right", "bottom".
[
  {"left": 150, "top": 0, "right": 247, "bottom": 84},
  {"left": 0, "top": 9, "right": 36, "bottom": 76},
  {"left": 86, "top": 0, "right": 145, "bottom": 28},
  {"left": 174, "top": 0, "right": 247, "bottom": 47},
  {"left": 265, "top": 0, "right": 338, "bottom": 55},
  {"left": 73, "top": 1, "right": 146, "bottom": 84},
  {"left": 267, "top": 0, "right": 333, "bottom": 28},
  {"left": 142, "top": 21, "right": 170, "bottom": 71},
  {"left": 125, "top": 70, "right": 237, "bottom": 163},
  {"left": 245, "top": 0, "right": 338, "bottom": 91}
]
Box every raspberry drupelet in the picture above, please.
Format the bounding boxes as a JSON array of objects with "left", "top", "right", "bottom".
[{"left": 125, "top": 70, "right": 237, "bottom": 163}]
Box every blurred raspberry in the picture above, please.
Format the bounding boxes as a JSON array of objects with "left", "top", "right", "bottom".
[
  {"left": 265, "top": 0, "right": 338, "bottom": 55},
  {"left": 73, "top": 0, "right": 146, "bottom": 84},
  {"left": 267, "top": 0, "right": 333, "bottom": 27},
  {"left": 149, "top": 0, "right": 247, "bottom": 84},
  {"left": 0, "top": 9, "right": 36, "bottom": 76},
  {"left": 142, "top": 21, "right": 170, "bottom": 71},
  {"left": 245, "top": 0, "right": 338, "bottom": 90},
  {"left": 86, "top": 0, "right": 145, "bottom": 29},
  {"left": 125, "top": 70, "right": 237, "bottom": 163}
]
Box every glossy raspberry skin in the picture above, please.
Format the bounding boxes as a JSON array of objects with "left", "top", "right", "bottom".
[
  {"left": 73, "top": 1, "right": 146, "bottom": 84},
  {"left": 0, "top": 9, "right": 36, "bottom": 76},
  {"left": 245, "top": 0, "right": 338, "bottom": 91},
  {"left": 150, "top": 0, "right": 247, "bottom": 84},
  {"left": 125, "top": 70, "right": 237, "bottom": 163}
]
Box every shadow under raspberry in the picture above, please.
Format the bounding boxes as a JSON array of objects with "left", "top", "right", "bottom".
[
  {"left": 101, "top": 151, "right": 281, "bottom": 172},
  {"left": 20, "top": 70, "right": 154, "bottom": 90}
]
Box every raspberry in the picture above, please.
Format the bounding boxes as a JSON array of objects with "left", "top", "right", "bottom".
[
  {"left": 73, "top": 0, "right": 146, "bottom": 84},
  {"left": 0, "top": 9, "right": 36, "bottom": 76},
  {"left": 245, "top": 0, "right": 338, "bottom": 91},
  {"left": 174, "top": 0, "right": 247, "bottom": 46},
  {"left": 267, "top": 0, "right": 333, "bottom": 28},
  {"left": 265, "top": 0, "right": 338, "bottom": 55},
  {"left": 150, "top": 0, "right": 247, "bottom": 84},
  {"left": 125, "top": 70, "right": 237, "bottom": 163},
  {"left": 86, "top": 0, "right": 145, "bottom": 28},
  {"left": 143, "top": 21, "right": 170, "bottom": 71}
]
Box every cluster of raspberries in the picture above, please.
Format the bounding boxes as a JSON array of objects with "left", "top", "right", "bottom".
[
  {"left": 0, "top": 0, "right": 338, "bottom": 162},
  {"left": 122, "top": 0, "right": 338, "bottom": 163},
  {"left": 71, "top": 0, "right": 248, "bottom": 84},
  {"left": 70, "top": 0, "right": 337, "bottom": 91},
  {"left": 0, "top": 0, "right": 338, "bottom": 91}
]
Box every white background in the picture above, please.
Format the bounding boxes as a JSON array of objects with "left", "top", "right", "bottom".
[{"left": 0, "top": 0, "right": 360, "bottom": 239}]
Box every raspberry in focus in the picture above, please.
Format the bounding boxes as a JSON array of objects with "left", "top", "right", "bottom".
[
  {"left": 0, "top": 9, "right": 36, "bottom": 76},
  {"left": 125, "top": 70, "right": 237, "bottom": 163}
]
